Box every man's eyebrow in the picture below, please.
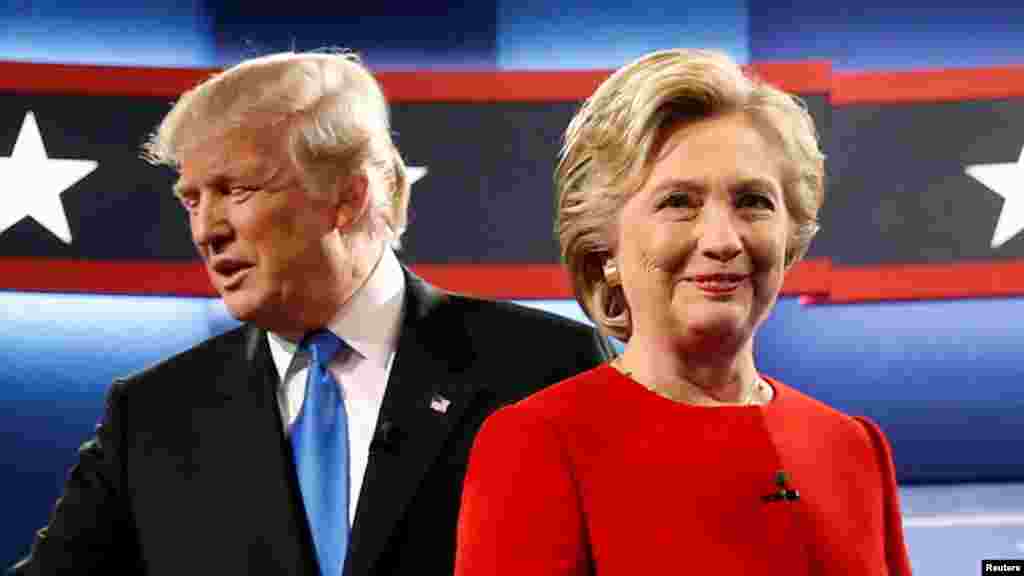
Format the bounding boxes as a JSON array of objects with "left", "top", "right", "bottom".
[
  {"left": 172, "top": 179, "right": 204, "bottom": 199},
  {"left": 733, "top": 177, "right": 782, "bottom": 197},
  {"left": 650, "top": 178, "right": 705, "bottom": 195},
  {"left": 173, "top": 172, "right": 228, "bottom": 198},
  {"left": 171, "top": 158, "right": 278, "bottom": 199}
]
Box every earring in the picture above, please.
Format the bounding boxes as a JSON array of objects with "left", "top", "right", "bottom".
[{"left": 603, "top": 259, "right": 621, "bottom": 287}]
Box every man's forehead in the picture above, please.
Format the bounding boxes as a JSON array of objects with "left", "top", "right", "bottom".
[{"left": 175, "top": 129, "right": 285, "bottom": 192}]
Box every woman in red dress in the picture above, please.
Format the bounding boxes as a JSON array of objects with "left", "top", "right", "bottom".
[{"left": 455, "top": 48, "right": 912, "bottom": 575}]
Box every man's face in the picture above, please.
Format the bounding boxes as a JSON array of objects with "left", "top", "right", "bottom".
[{"left": 175, "top": 130, "right": 339, "bottom": 332}]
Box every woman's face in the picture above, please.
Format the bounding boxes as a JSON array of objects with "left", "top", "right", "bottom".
[{"left": 613, "top": 112, "right": 793, "bottom": 352}]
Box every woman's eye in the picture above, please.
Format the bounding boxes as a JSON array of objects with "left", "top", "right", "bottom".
[{"left": 659, "top": 192, "right": 695, "bottom": 210}]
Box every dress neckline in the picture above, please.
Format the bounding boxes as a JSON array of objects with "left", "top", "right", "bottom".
[{"left": 599, "top": 362, "right": 782, "bottom": 413}]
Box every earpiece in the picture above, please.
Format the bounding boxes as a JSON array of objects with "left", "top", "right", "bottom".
[{"left": 603, "top": 259, "right": 621, "bottom": 287}]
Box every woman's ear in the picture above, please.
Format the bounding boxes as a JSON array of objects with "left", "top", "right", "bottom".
[
  {"left": 784, "top": 243, "right": 797, "bottom": 270},
  {"left": 603, "top": 258, "right": 621, "bottom": 286},
  {"left": 783, "top": 220, "right": 802, "bottom": 271}
]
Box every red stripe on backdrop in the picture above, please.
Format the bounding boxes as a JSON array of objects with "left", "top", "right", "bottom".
[
  {"left": 0, "top": 259, "right": 832, "bottom": 300},
  {"left": 3, "top": 258, "right": 1023, "bottom": 302},
  {"left": 748, "top": 61, "right": 832, "bottom": 94},
  {"left": 0, "top": 60, "right": 833, "bottom": 101},
  {"left": 0, "top": 259, "right": 214, "bottom": 297},
  {"left": 831, "top": 65, "right": 1024, "bottom": 105},
  {"left": 376, "top": 71, "right": 611, "bottom": 103},
  {"left": 412, "top": 263, "right": 574, "bottom": 298},
  {"left": 782, "top": 258, "right": 831, "bottom": 296},
  {"left": 379, "top": 62, "right": 834, "bottom": 102},
  {"left": 415, "top": 259, "right": 833, "bottom": 299},
  {"left": 824, "top": 260, "right": 1024, "bottom": 303},
  {"left": 0, "top": 61, "right": 218, "bottom": 98},
  {"left": 6, "top": 59, "right": 1024, "bottom": 105}
]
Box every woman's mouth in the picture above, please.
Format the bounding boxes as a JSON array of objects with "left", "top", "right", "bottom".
[{"left": 689, "top": 273, "right": 748, "bottom": 294}]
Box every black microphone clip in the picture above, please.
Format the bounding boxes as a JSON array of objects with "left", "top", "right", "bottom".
[
  {"left": 370, "top": 419, "right": 402, "bottom": 455},
  {"left": 761, "top": 470, "right": 800, "bottom": 503}
]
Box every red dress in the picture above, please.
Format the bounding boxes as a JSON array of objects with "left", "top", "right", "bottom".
[{"left": 456, "top": 364, "right": 912, "bottom": 575}]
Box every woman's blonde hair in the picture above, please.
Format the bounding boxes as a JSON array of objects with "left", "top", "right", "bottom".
[
  {"left": 143, "top": 51, "right": 410, "bottom": 247},
  {"left": 556, "top": 49, "right": 825, "bottom": 341}
]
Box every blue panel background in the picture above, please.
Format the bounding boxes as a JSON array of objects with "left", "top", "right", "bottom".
[
  {"left": 495, "top": 0, "right": 748, "bottom": 69},
  {"left": 3, "top": 0, "right": 1022, "bottom": 70},
  {"left": 207, "top": 1, "right": 499, "bottom": 70},
  {"left": 0, "top": 292, "right": 237, "bottom": 564},
  {"left": 5, "top": 291, "right": 1024, "bottom": 564},
  {"left": 748, "top": 0, "right": 1024, "bottom": 70},
  {"left": 0, "top": 1, "right": 216, "bottom": 67},
  {"left": 757, "top": 298, "right": 1024, "bottom": 484}
]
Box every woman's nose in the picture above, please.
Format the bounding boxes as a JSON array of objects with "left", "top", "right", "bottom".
[{"left": 698, "top": 204, "right": 742, "bottom": 262}]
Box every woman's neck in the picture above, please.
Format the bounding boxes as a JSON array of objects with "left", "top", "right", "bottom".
[{"left": 616, "top": 333, "right": 764, "bottom": 406}]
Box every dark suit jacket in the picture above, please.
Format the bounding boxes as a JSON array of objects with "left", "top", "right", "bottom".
[{"left": 11, "top": 271, "right": 612, "bottom": 575}]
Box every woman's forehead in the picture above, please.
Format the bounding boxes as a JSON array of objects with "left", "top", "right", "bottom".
[{"left": 644, "top": 115, "right": 786, "bottom": 183}]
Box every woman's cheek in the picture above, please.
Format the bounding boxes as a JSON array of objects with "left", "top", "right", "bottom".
[{"left": 643, "top": 231, "right": 692, "bottom": 277}]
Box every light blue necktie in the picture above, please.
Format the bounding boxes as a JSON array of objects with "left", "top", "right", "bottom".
[{"left": 291, "top": 330, "right": 350, "bottom": 576}]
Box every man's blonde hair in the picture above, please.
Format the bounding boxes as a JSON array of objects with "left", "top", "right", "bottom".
[
  {"left": 555, "top": 49, "right": 825, "bottom": 341},
  {"left": 144, "top": 51, "right": 410, "bottom": 246}
]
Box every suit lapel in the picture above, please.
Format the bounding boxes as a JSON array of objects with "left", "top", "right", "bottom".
[
  {"left": 346, "top": 270, "right": 480, "bottom": 576},
  {"left": 202, "top": 325, "right": 320, "bottom": 574}
]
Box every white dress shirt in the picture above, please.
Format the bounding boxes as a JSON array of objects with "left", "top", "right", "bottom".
[{"left": 267, "top": 248, "right": 405, "bottom": 526}]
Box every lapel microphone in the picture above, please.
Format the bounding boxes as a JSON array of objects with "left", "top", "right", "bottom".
[
  {"left": 761, "top": 470, "right": 800, "bottom": 503},
  {"left": 369, "top": 419, "right": 402, "bottom": 455}
]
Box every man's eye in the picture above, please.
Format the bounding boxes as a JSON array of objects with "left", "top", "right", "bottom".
[
  {"left": 737, "top": 193, "right": 775, "bottom": 210},
  {"left": 227, "top": 186, "right": 258, "bottom": 199},
  {"left": 178, "top": 196, "right": 198, "bottom": 211}
]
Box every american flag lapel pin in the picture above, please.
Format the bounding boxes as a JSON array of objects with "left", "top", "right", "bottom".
[{"left": 429, "top": 394, "right": 451, "bottom": 414}]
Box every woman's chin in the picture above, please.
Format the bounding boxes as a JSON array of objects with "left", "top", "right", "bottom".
[{"left": 677, "top": 312, "right": 752, "bottom": 350}]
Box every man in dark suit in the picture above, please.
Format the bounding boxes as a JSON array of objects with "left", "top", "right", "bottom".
[{"left": 10, "top": 52, "right": 610, "bottom": 575}]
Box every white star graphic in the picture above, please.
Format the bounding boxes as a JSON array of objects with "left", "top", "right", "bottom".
[
  {"left": 966, "top": 146, "right": 1024, "bottom": 249},
  {"left": 0, "top": 111, "right": 98, "bottom": 244},
  {"left": 407, "top": 165, "right": 428, "bottom": 185}
]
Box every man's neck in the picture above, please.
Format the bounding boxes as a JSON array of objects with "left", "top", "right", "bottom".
[{"left": 271, "top": 237, "right": 387, "bottom": 342}]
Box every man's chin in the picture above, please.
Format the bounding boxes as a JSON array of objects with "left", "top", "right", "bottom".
[
  {"left": 221, "top": 293, "right": 264, "bottom": 324},
  {"left": 221, "top": 293, "right": 299, "bottom": 334}
]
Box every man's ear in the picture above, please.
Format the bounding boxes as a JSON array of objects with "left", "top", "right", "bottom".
[
  {"left": 334, "top": 172, "right": 370, "bottom": 231},
  {"left": 783, "top": 248, "right": 797, "bottom": 271}
]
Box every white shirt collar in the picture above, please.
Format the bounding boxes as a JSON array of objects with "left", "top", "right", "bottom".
[{"left": 266, "top": 247, "right": 406, "bottom": 379}]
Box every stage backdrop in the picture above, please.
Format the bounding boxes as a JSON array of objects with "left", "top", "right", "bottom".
[{"left": 3, "top": 60, "right": 1024, "bottom": 565}]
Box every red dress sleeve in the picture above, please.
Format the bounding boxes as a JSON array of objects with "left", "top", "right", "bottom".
[
  {"left": 853, "top": 416, "right": 914, "bottom": 575},
  {"left": 455, "top": 404, "right": 590, "bottom": 576}
]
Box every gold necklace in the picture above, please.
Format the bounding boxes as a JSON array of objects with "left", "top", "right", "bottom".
[{"left": 612, "top": 359, "right": 763, "bottom": 406}]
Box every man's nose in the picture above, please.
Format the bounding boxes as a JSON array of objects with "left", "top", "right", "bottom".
[
  {"left": 190, "top": 194, "right": 231, "bottom": 253},
  {"left": 698, "top": 203, "right": 742, "bottom": 262}
]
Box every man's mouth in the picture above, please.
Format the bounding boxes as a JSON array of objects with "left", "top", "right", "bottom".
[{"left": 211, "top": 259, "right": 253, "bottom": 289}]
